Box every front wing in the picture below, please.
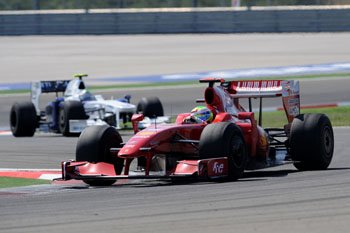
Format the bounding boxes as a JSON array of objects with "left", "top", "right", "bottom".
[{"left": 58, "top": 157, "right": 229, "bottom": 182}]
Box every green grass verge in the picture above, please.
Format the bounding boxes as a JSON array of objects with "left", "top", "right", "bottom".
[
  {"left": 0, "top": 177, "right": 51, "bottom": 189},
  {"left": 0, "top": 89, "right": 32, "bottom": 95},
  {"left": 257, "top": 106, "right": 350, "bottom": 128},
  {"left": 1, "top": 72, "right": 349, "bottom": 95}
]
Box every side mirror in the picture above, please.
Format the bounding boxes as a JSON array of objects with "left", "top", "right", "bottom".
[
  {"left": 124, "top": 94, "right": 131, "bottom": 103},
  {"left": 237, "top": 112, "right": 254, "bottom": 120},
  {"left": 238, "top": 112, "right": 257, "bottom": 129},
  {"left": 131, "top": 114, "right": 144, "bottom": 134}
]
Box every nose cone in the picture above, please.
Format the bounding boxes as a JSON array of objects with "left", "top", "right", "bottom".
[
  {"left": 118, "top": 130, "right": 159, "bottom": 157},
  {"left": 118, "top": 123, "right": 205, "bottom": 158}
]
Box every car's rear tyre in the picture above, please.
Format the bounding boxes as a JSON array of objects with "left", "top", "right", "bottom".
[
  {"left": 76, "top": 125, "right": 124, "bottom": 186},
  {"left": 290, "top": 113, "right": 334, "bottom": 170},
  {"left": 59, "top": 101, "right": 87, "bottom": 136},
  {"left": 10, "top": 102, "right": 37, "bottom": 137},
  {"left": 137, "top": 97, "right": 164, "bottom": 118},
  {"left": 199, "top": 122, "right": 247, "bottom": 180}
]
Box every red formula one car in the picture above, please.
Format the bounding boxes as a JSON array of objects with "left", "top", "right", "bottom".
[{"left": 59, "top": 78, "right": 334, "bottom": 186}]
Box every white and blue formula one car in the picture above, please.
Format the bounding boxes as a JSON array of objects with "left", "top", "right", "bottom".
[{"left": 10, "top": 74, "right": 169, "bottom": 137}]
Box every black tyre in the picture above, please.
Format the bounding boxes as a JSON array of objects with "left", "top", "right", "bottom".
[
  {"left": 290, "top": 113, "right": 334, "bottom": 170},
  {"left": 137, "top": 97, "right": 164, "bottom": 118},
  {"left": 10, "top": 102, "right": 37, "bottom": 137},
  {"left": 59, "top": 101, "right": 87, "bottom": 136},
  {"left": 199, "top": 122, "right": 247, "bottom": 180},
  {"left": 76, "top": 125, "right": 124, "bottom": 186}
]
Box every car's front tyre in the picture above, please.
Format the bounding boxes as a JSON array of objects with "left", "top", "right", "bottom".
[
  {"left": 199, "top": 122, "right": 247, "bottom": 180},
  {"left": 76, "top": 125, "right": 124, "bottom": 186}
]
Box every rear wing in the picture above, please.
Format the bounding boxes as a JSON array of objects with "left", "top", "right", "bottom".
[
  {"left": 225, "top": 80, "right": 300, "bottom": 124},
  {"left": 38, "top": 80, "right": 70, "bottom": 93},
  {"left": 200, "top": 79, "right": 290, "bottom": 97},
  {"left": 200, "top": 78, "right": 300, "bottom": 124},
  {"left": 31, "top": 80, "right": 70, "bottom": 115},
  {"left": 226, "top": 80, "right": 283, "bottom": 97}
]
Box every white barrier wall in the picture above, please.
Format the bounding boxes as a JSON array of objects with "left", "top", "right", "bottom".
[{"left": 1, "top": 6, "right": 350, "bottom": 35}]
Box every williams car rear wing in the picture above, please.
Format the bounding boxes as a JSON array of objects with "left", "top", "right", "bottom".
[{"left": 31, "top": 80, "right": 70, "bottom": 115}]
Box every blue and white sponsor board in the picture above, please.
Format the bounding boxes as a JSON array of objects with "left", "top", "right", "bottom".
[{"left": 1, "top": 62, "right": 350, "bottom": 91}]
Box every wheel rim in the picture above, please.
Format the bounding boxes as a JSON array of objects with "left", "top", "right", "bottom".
[
  {"left": 323, "top": 126, "right": 333, "bottom": 157},
  {"left": 59, "top": 109, "right": 65, "bottom": 131}
]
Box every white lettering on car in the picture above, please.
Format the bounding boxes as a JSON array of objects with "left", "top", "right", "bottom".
[{"left": 213, "top": 162, "right": 224, "bottom": 174}]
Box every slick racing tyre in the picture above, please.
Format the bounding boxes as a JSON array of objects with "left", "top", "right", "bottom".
[
  {"left": 137, "top": 97, "right": 164, "bottom": 118},
  {"left": 290, "top": 113, "right": 334, "bottom": 170},
  {"left": 76, "top": 125, "right": 124, "bottom": 186},
  {"left": 10, "top": 102, "right": 37, "bottom": 137},
  {"left": 59, "top": 101, "right": 87, "bottom": 136},
  {"left": 199, "top": 122, "right": 247, "bottom": 181}
]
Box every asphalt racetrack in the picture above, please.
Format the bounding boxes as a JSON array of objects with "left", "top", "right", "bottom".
[
  {"left": 1, "top": 34, "right": 350, "bottom": 233},
  {"left": 0, "top": 127, "right": 349, "bottom": 233}
]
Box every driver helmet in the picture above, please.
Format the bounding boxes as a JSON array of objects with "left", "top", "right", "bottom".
[
  {"left": 190, "top": 106, "right": 213, "bottom": 123},
  {"left": 79, "top": 90, "right": 96, "bottom": 101}
]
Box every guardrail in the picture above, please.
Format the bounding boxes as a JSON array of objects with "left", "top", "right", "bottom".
[{"left": 1, "top": 6, "right": 350, "bottom": 35}]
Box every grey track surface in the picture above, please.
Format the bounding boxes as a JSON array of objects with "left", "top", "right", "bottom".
[
  {"left": 0, "top": 128, "right": 349, "bottom": 233},
  {"left": 1, "top": 33, "right": 350, "bottom": 233},
  {"left": 1, "top": 33, "right": 350, "bottom": 83}
]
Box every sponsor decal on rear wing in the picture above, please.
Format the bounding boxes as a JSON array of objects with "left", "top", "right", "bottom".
[
  {"left": 39, "top": 80, "right": 70, "bottom": 93},
  {"left": 281, "top": 80, "right": 300, "bottom": 123},
  {"left": 229, "top": 80, "right": 283, "bottom": 97}
]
